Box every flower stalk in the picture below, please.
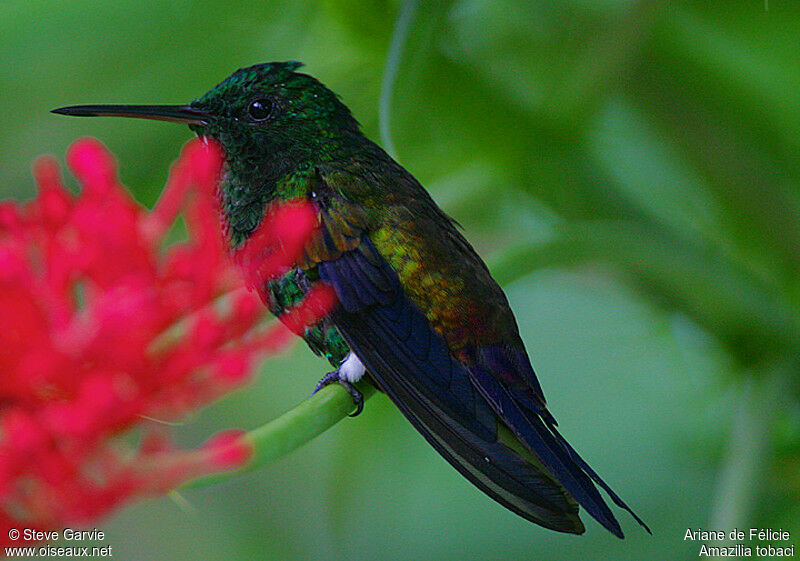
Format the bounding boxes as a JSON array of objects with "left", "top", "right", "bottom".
[{"left": 182, "top": 380, "right": 376, "bottom": 490}]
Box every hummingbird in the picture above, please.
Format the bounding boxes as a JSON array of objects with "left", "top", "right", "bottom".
[{"left": 53, "top": 62, "right": 649, "bottom": 537}]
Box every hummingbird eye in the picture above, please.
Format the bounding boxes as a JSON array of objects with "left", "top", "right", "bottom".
[{"left": 247, "top": 98, "right": 274, "bottom": 121}]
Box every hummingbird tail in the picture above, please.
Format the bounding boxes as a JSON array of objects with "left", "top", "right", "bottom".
[
  {"left": 469, "top": 359, "right": 651, "bottom": 537},
  {"left": 547, "top": 422, "right": 652, "bottom": 534}
]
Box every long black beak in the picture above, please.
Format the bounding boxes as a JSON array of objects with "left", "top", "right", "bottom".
[{"left": 51, "top": 104, "right": 212, "bottom": 125}]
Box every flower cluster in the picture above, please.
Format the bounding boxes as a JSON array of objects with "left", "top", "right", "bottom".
[{"left": 0, "top": 138, "right": 330, "bottom": 545}]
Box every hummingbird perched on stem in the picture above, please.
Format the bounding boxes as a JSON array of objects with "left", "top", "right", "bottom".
[{"left": 53, "top": 62, "right": 649, "bottom": 537}]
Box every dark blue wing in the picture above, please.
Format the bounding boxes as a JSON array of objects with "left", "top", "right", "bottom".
[{"left": 319, "top": 237, "right": 649, "bottom": 536}]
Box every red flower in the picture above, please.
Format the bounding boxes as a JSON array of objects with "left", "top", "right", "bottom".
[{"left": 0, "top": 138, "right": 332, "bottom": 546}]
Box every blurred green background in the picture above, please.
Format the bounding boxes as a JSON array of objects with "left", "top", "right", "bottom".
[{"left": 2, "top": 0, "right": 799, "bottom": 559}]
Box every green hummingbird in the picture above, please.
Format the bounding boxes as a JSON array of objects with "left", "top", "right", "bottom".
[{"left": 53, "top": 62, "right": 649, "bottom": 537}]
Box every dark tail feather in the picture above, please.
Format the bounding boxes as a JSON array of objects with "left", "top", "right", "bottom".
[
  {"left": 470, "top": 364, "right": 648, "bottom": 538},
  {"left": 548, "top": 423, "right": 652, "bottom": 534}
]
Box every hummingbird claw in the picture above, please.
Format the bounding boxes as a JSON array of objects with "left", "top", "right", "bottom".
[
  {"left": 341, "top": 380, "right": 364, "bottom": 417},
  {"left": 311, "top": 370, "right": 340, "bottom": 395},
  {"left": 311, "top": 369, "right": 364, "bottom": 417}
]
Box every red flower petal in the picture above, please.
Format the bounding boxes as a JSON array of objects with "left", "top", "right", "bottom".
[{"left": 0, "top": 137, "right": 330, "bottom": 541}]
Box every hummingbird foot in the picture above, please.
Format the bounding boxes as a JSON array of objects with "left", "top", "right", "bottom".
[{"left": 311, "top": 357, "right": 365, "bottom": 417}]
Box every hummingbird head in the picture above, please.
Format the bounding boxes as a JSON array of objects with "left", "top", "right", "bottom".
[
  {"left": 188, "top": 62, "right": 361, "bottom": 170},
  {"left": 52, "top": 61, "right": 361, "bottom": 175}
]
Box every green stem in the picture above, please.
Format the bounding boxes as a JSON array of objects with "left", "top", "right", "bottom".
[{"left": 182, "top": 381, "right": 376, "bottom": 490}]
